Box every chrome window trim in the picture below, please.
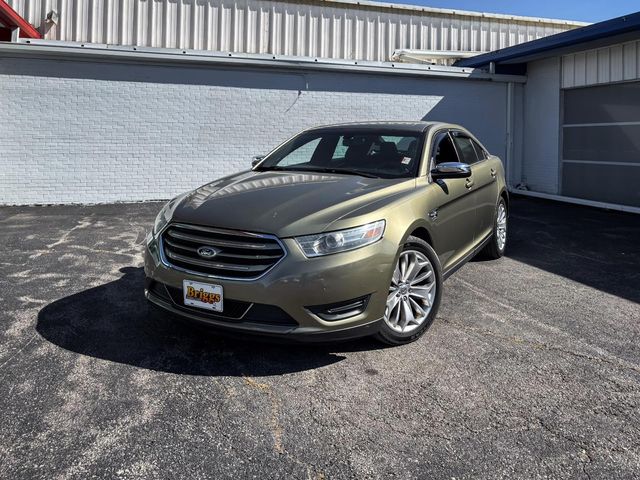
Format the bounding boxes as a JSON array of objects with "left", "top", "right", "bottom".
[{"left": 158, "top": 222, "right": 288, "bottom": 282}]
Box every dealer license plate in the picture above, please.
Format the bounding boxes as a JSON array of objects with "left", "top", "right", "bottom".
[{"left": 183, "top": 280, "right": 224, "bottom": 312}]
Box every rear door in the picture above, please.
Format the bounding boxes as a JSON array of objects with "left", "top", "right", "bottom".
[
  {"left": 450, "top": 130, "right": 498, "bottom": 242},
  {"left": 425, "top": 130, "right": 477, "bottom": 271}
]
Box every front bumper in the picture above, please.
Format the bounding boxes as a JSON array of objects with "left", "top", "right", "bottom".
[{"left": 144, "top": 230, "right": 398, "bottom": 340}]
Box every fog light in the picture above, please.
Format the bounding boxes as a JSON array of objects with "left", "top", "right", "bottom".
[{"left": 307, "top": 295, "right": 370, "bottom": 321}]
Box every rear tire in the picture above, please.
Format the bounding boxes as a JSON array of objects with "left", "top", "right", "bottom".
[
  {"left": 482, "top": 198, "right": 508, "bottom": 259},
  {"left": 375, "top": 236, "right": 442, "bottom": 346}
]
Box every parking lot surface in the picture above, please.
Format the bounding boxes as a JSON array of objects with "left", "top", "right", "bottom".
[{"left": 0, "top": 197, "right": 639, "bottom": 479}]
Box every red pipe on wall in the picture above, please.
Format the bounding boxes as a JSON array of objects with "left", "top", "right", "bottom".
[{"left": 0, "top": 0, "right": 42, "bottom": 39}]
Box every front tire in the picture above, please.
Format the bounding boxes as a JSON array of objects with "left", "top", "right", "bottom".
[
  {"left": 375, "top": 236, "right": 442, "bottom": 346},
  {"left": 481, "top": 198, "right": 508, "bottom": 259}
]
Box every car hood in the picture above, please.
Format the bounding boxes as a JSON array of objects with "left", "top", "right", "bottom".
[{"left": 170, "top": 170, "right": 415, "bottom": 237}]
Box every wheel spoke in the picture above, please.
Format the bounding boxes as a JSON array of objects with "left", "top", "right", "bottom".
[
  {"left": 404, "top": 255, "right": 420, "bottom": 282},
  {"left": 411, "top": 269, "right": 432, "bottom": 286},
  {"left": 392, "top": 300, "right": 401, "bottom": 327},
  {"left": 399, "top": 255, "right": 408, "bottom": 281},
  {"left": 386, "top": 291, "right": 400, "bottom": 312},
  {"left": 408, "top": 297, "right": 426, "bottom": 321},
  {"left": 409, "top": 284, "right": 434, "bottom": 306},
  {"left": 391, "top": 265, "right": 401, "bottom": 286},
  {"left": 400, "top": 299, "right": 414, "bottom": 331}
]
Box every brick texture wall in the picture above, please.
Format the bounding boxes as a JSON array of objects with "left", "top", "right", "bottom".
[{"left": 0, "top": 56, "right": 508, "bottom": 204}]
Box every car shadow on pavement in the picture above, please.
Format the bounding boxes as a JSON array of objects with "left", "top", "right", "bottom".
[{"left": 36, "top": 267, "right": 381, "bottom": 376}]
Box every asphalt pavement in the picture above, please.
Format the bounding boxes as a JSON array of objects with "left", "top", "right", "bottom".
[{"left": 0, "top": 197, "right": 639, "bottom": 479}]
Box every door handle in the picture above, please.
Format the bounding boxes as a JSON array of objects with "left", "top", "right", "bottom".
[
  {"left": 490, "top": 168, "right": 496, "bottom": 178},
  {"left": 465, "top": 178, "right": 474, "bottom": 189}
]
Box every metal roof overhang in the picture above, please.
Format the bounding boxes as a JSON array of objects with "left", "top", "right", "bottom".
[
  {"left": 0, "top": 1, "right": 41, "bottom": 39},
  {"left": 456, "top": 11, "right": 640, "bottom": 68},
  {"left": 0, "top": 40, "right": 527, "bottom": 83}
]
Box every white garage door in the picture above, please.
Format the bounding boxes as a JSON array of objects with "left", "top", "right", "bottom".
[{"left": 562, "top": 82, "right": 640, "bottom": 208}]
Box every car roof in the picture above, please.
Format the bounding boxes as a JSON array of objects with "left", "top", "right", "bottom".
[{"left": 304, "top": 121, "right": 458, "bottom": 134}]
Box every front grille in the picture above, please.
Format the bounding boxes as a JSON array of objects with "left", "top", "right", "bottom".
[{"left": 161, "top": 223, "right": 286, "bottom": 280}]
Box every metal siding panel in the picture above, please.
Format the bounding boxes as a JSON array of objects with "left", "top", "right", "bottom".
[
  {"left": 573, "top": 51, "right": 586, "bottom": 87},
  {"left": 598, "top": 48, "right": 610, "bottom": 84},
  {"left": 8, "top": 0, "right": 580, "bottom": 62},
  {"left": 610, "top": 44, "right": 623, "bottom": 82},
  {"left": 623, "top": 41, "right": 637, "bottom": 80},
  {"left": 562, "top": 54, "right": 574, "bottom": 88},
  {"left": 585, "top": 49, "right": 598, "bottom": 85},
  {"left": 637, "top": 40, "right": 640, "bottom": 79}
]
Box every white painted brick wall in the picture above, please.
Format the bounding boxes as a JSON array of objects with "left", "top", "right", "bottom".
[{"left": 0, "top": 56, "right": 508, "bottom": 204}]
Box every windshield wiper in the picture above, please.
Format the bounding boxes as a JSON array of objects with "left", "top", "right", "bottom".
[
  {"left": 321, "top": 168, "right": 379, "bottom": 178},
  {"left": 253, "top": 165, "right": 292, "bottom": 172}
]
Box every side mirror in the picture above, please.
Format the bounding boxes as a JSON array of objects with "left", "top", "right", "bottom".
[
  {"left": 431, "top": 162, "right": 471, "bottom": 179},
  {"left": 252, "top": 155, "right": 265, "bottom": 168}
]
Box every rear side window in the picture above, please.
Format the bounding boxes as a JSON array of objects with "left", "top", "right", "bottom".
[{"left": 451, "top": 132, "right": 481, "bottom": 164}]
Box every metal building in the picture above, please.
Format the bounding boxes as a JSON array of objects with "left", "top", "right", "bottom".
[
  {"left": 7, "top": 0, "right": 585, "bottom": 62},
  {"left": 458, "top": 12, "right": 640, "bottom": 212},
  {"left": 6, "top": 2, "right": 639, "bottom": 211}
]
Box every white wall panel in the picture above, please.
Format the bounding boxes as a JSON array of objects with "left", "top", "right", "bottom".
[
  {"left": 9, "top": 0, "right": 582, "bottom": 62},
  {"left": 0, "top": 52, "right": 510, "bottom": 204},
  {"left": 562, "top": 39, "right": 640, "bottom": 88},
  {"left": 521, "top": 57, "right": 561, "bottom": 194}
]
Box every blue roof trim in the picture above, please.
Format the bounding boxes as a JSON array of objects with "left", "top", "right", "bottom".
[{"left": 456, "top": 11, "right": 640, "bottom": 68}]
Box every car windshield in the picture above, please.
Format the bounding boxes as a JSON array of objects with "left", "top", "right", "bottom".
[{"left": 256, "top": 130, "right": 424, "bottom": 179}]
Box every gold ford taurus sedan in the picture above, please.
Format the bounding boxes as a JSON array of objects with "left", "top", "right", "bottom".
[{"left": 145, "top": 122, "right": 508, "bottom": 345}]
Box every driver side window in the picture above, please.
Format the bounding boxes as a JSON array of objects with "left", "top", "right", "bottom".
[{"left": 431, "top": 131, "right": 459, "bottom": 167}]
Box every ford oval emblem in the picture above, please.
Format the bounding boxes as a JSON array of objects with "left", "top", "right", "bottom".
[{"left": 197, "top": 246, "right": 219, "bottom": 258}]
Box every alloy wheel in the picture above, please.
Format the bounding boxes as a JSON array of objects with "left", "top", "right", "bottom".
[
  {"left": 496, "top": 203, "right": 507, "bottom": 250},
  {"left": 384, "top": 250, "right": 436, "bottom": 334}
]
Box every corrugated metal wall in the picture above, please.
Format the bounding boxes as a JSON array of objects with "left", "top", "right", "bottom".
[
  {"left": 562, "top": 39, "right": 640, "bottom": 88},
  {"left": 9, "top": 0, "right": 582, "bottom": 62}
]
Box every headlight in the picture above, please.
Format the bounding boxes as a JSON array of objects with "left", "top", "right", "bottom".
[
  {"left": 153, "top": 202, "right": 172, "bottom": 236},
  {"left": 295, "top": 220, "right": 385, "bottom": 257},
  {"left": 152, "top": 194, "right": 185, "bottom": 237}
]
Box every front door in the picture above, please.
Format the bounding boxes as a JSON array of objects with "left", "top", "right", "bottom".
[
  {"left": 424, "top": 130, "right": 477, "bottom": 272},
  {"left": 450, "top": 130, "right": 498, "bottom": 241}
]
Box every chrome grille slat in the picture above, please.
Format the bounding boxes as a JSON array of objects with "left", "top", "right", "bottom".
[
  {"left": 161, "top": 223, "right": 286, "bottom": 280},
  {"left": 166, "top": 229, "right": 275, "bottom": 250},
  {"left": 165, "top": 251, "right": 265, "bottom": 272},
  {"left": 164, "top": 238, "right": 281, "bottom": 260}
]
